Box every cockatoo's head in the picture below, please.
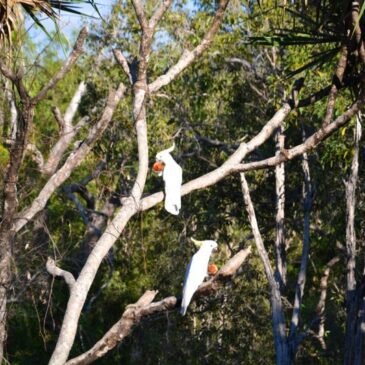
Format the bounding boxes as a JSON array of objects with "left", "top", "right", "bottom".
[
  {"left": 155, "top": 143, "right": 175, "bottom": 163},
  {"left": 191, "top": 238, "right": 218, "bottom": 252}
]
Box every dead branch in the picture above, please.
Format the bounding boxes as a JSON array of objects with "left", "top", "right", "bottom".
[
  {"left": 322, "top": 45, "right": 348, "bottom": 126},
  {"left": 26, "top": 143, "right": 45, "bottom": 169},
  {"left": 46, "top": 257, "right": 75, "bottom": 291},
  {"left": 315, "top": 256, "right": 340, "bottom": 349},
  {"left": 41, "top": 81, "right": 88, "bottom": 175},
  {"left": 141, "top": 102, "right": 293, "bottom": 211},
  {"left": 32, "top": 28, "right": 88, "bottom": 104},
  {"left": 233, "top": 97, "right": 365, "bottom": 173},
  {"left": 149, "top": 0, "right": 173, "bottom": 30},
  {"left": 148, "top": 0, "right": 230, "bottom": 93},
  {"left": 113, "top": 49, "right": 133, "bottom": 84},
  {"left": 131, "top": 0, "right": 148, "bottom": 30},
  {"left": 65, "top": 247, "right": 251, "bottom": 365},
  {"left": 289, "top": 129, "right": 315, "bottom": 344},
  {"left": 240, "top": 173, "right": 289, "bottom": 363},
  {"left": 274, "top": 125, "right": 286, "bottom": 287},
  {"left": 15, "top": 83, "right": 126, "bottom": 233}
]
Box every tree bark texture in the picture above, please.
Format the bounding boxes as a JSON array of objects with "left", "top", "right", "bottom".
[
  {"left": 344, "top": 116, "right": 362, "bottom": 365},
  {"left": 274, "top": 125, "right": 286, "bottom": 287},
  {"left": 240, "top": 173, "right": 292, "bottom": 365}
]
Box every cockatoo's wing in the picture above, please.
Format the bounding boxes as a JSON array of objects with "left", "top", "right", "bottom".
[
  {"left": 180, "top": 253, "right": 206, "bottom": 315},
  {"left": 163, "top": 163, "right": 182, "bottom": 215}
]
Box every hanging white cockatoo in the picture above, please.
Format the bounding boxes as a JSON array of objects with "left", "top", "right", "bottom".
[
  {"left": 180, "top": 238, "right": 218, "bottom": 316},
  {"left": 154, "top": 143, "right": 182, "bottom": 215}
]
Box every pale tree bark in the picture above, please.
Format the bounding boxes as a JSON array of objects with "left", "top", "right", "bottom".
[
  {"left": 14, "top": 84, "right": 126, "bottom": 233},
  {"left": 0, "top": 28, "right": 88, "bottom": 364},
  {"left": 4, "top": 84, "right": 17, "bottom": 142},
  {"left": 41, "top": 81, "right": 88, "bottom": 176},
  {"left": 289, "top": 126, "right": 315, "bottom": 351},
  {"left": 46, "top": 2, "right": 234, "bottom": 364},
  {"left": 1, "top": 3, "right": 363, "bottom": 364},
  {"left": 344, "top": 115, "right": 362, "bottom": 365},
  {"left": 46, "top": 258, "right": 76, "bottom": 291},
  {"left": 140, "top": 94, "right": 363, "bottom": 213},
  {"left": 232, "top": 97, "right": 365, "bottom": 174},
  {"left": 13, "top": 76, "right": 350, "bottom": 239},
  {"left": 315, "top": 256, "right": 340, "bottom": 350},
  {"left": 274, "top": 124, "right": 286, "bottom": 287},
  {"left": 240, "top": 173, "right": 291, "bottom": 365},
  {"left": 65, "top": 247, "right": 251, "bottom": 365}
]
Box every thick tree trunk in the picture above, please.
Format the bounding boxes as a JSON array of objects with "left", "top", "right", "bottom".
[
  {"left": 0, "top": 232, "right": 11, "bottom": 362},
  {"left": 0, "top": 104, "right": 34, "bottom": 361},
  {"left": 271, "top": 286, "right": 293, "bottom": 365}
]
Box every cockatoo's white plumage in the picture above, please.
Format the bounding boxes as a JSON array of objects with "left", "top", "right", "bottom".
[
  {"left": 155, "top": 144, "right": 182, "bottom": 215},
  {"left": 180, "top": 238, "right": 218, "bottom": 316}
]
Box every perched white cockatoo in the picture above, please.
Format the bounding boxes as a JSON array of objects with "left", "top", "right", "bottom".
[
  {"left": 155, "top": 143, "right": 182, "bottom": 215},
  {"left": 180, "top": 238, "right": 218, "bottom": 316}
]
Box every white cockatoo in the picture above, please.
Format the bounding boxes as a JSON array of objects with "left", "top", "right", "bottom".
[
  {"left": 180, "top": 238, "right": 218, "bottom": 316},
  {"left": 155, "top": 143, "right": 182, "bottom": 215}
]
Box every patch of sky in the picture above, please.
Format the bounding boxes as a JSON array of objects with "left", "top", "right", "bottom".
[
  {"left": 25, "top": 1, "right": 199, "bottom": 61},
  {"left": 25, "top": 1, "right": 114, "bottom": 55}
]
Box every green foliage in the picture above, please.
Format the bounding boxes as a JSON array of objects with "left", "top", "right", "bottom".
[{"left": 2, "top": 1, "right": 364, "bottom": 364}]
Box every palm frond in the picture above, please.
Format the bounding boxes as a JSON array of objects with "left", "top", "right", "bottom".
[
  {"left": 0, "top": 0, "right": 100, "bottom": 44},
  {"left": 245, "top": 34, "right": 343, "bottom": 46},
  {"left": 286, "top": 47, "right": 340, "bottom": 78}
]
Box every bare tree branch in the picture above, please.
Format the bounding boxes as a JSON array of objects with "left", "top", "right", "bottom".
[
  {"left": 322, "top": 45, "right": 348, "bottom": 126},
  {"left": 274, "top": 125, "right": 286, "bottom": 287},
  {"left": 15, "top": 83, "right": 126, "bottom": 233},
  {"left": 135, "top": 88, "right": 361, "bottom": 220},
  {"left": 4, "top": 85, "right": 18, "bottom": 141},
  {"left": 351, "top": 1, "right": 365, "bottom": 64},
  {"left": 233, "top": 98, "right": 365, "bottom": 173},
  {"left": 32, "top": 27, "right": 88, "bottom": 104},
  {"left": 52, "top": 106, "right": 66, "bottom": 129},
  {"left": 0, "top": 60, "right": 29, "bottom": 100},
  {"left": 49, "top": 0, "right": 166, "bottom": 358},
  {"left": 113, "top": 49, "right": 133, "bottom": 84},
  {"left": 344, "top": 114, "right": 362, "bottom": 364},
  {"left": 131, "top": 0, "right": 148, "bottom": 30},
  {"left": 141, "top": 103, "right": 293, "bottom": 211},
  {"left": 315, "top": 256, "right": 340, "bottom": 349},
  {"left": 148, "top": 0, "right": 230, "bottom": 93},
  {"left": 149, "top": 0, "right": 173, "bottom": 30},
  {"left": 46, "top": 258, "right": 76, "bottom": 291},
  {"left": 26, "top": 143, "right": 45, "bottom": 169},
  {"left": 65, "top": 247, "right": 251, "bottom": 365},
  {"left": 289, "top": 129, "right": 314, "bottom": 344},
  {"left": 240, "top": 173, "right": 290, "bottom": 364},
  {"left": 41, "top": 81, "right": 88, "bottom": 176}
]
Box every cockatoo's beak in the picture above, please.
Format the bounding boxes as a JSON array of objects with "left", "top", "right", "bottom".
[
  {"left": 191, "top": 237, "right": 203, "bottom": 248},
  {"left": 213, "top": 246, "right": 218, "bottom": 253},
  {"left": 152, "top": 161, "right": 164, "bottom": 172}
]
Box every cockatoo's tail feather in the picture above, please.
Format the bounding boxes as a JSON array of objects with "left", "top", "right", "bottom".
[{"left": 180, "top": 304, "right": 188, "bottom": 316}]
